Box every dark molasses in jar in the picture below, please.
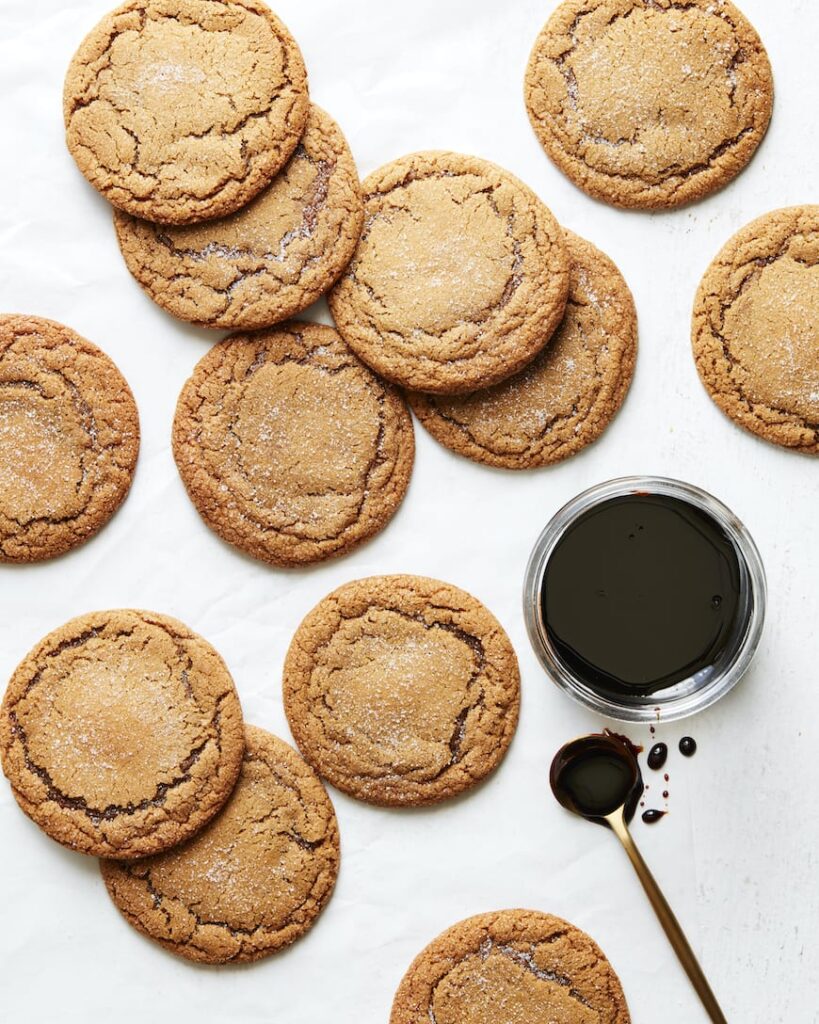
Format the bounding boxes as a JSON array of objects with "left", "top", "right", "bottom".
[{"left": 541, "top": 493, "right": 743, "bottom": 702}]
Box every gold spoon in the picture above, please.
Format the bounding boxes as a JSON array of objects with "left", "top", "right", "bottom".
[{"left": 550, "top": 732, "right": 727, "bottom": 1024}]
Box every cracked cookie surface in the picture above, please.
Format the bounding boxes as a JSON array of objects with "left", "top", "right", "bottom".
[
  {"left": 408, "top": 231, "right": 637, "bottom": 469},
  {"left": 173, "top": 322, "right": 415, "bottom": 566},
  {"left": 390, "top": 909, "right": 630, "bottom": 1024},
  {"left": 64, "top": 0, "right": 309, "bottom": 224},
  {"left": 525, "top": 0, "right": 773, "bottom": 210},
  {"left": 114, "top": 105, "right": 364, "bottom": 328},
  {"left": 0, "top": 315, "right": 139, "bottom": 563},
  {"left": 0, "top": 610, "right": 245, "bottom": 858},
  {"left": 101, "top": 725, "right": 339, "bottom": 964},
  {"left": 692, "top": 205, "right": 819, "bottom": 453},
  {"left": 327, "top": 151, "right": 570, "bottom": 394},
  {"left": 283, "top": 575, "right": 520, "bottom": 807}
]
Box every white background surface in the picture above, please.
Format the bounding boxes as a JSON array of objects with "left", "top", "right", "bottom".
[{"left": 0, "top": 0, "right": 817, "bottom": 1021}]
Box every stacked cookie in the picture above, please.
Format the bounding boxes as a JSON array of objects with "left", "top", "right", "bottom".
[
  {"left": 0, "top": 574, "right": 523, "bottom": 961},
  {"left": 57, "top": 0, "right": 641, "bottom": 574},
  {"left": 64, "top": 0, "right": 365, "bottom": 334},
  {"left": 0, "top": 610, "right": 340, "bottom": 964},
  {"left": 329, "top": 150, "right": 638, "bottom": 470}
]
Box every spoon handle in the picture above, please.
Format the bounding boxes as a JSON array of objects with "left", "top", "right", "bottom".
[{"left": 606, "top": 811, "right": 728, "bottom": 1024}]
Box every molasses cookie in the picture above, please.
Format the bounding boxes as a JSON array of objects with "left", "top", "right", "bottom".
[
  {"left": 0, "top": 315, "right": 139, "bottom": 563},
  {"left": 283, "top": 575, "right": 520, "bottom": 806},
  {"left": 173, "top": 322, "right": 414, "bottom": 566},
  {"left": 114, "top": 105, "right": 363, "bottom": 328},
  {"left": 390, "top": 910, "right": 630, "bottom": 1024},
  {"left": 102, "top": 726, "right": 339, "bottom": 964},
  {"left": 64, "top": 0, "right": 309, "bottom": 224},
  {"left": 327, "top": 151, "right": 570, "bottom": 394},
  {"left": 0, "top": 610, "right": 244, "bottom": 858},
  {"left": 692, "top": 205, "right": 819, "bottom": 453},
  {"left": 525, "top": 0, "right": 773, "bottom": 210},
  {"left": 408, "top": 231, "right": 637, "bottom": 468}
]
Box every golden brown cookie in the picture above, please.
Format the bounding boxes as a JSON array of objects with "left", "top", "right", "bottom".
[
  {"left": 0, "top": 610, "right": 245, "bottom": 859},
  {"left": 327, "top": 151, "right": 570, "bottom": 394},
  {"left": 173, "top": 321, "right": 415, "bottom": 566},
  {"left": 101, "top": 725, "right": 339, "bottom": 964},
  {"left": 113, "top": 105, "right": 364, "bottom": 328},
  {"left": 174, "top": 321, "right": 415, "bottom": 569},
  {"left": 692, "top": 205, "right": 819, "bottom": 453},
  {"left": 525, "top": 0, "right": 774, "bottom": 210},
  {"left": 64, "top": 0, "right": 309, "bottom": 225},
  {"left": 390, "top": 910, "right": 631, "bottom": 1024},
  {"left": 408, "top": 231, "right": 637, "bottom": 468},
  {"left": 0, "top": 315, "right": 139, "bottom": 563},
  {"left": 283, "top": 575, "right": 520, "bottom": 807}
]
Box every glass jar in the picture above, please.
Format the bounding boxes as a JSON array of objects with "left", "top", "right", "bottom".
[{"left": 522, "top": 476, "right": 767, "bottom": 723}]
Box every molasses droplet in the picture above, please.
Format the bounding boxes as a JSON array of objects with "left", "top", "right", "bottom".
[
  {"left": 679, "top": 736, "right": 697, "bottom": 757},
  {"left": 647, "top": 742, "right": 668, "bottom": 770},
  {"left": 642, "top": 809, "right": 666, "bottom": 825}
]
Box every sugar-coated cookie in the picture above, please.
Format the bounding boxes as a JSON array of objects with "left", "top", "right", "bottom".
[
  {"left": 408, "top": 231, "right": 637, "bottom": 468},
  {"left": 64, "top": 0, "right": 309, "bottom": 224},
  {"left": 391, "top": 909, "right": 631, "bottom": 1024},
  {"left": 173, "top": 322, "right": 415, "bottom": 566},
  {"left": 693, "top": 205, "right": 819, "bottom": 453},
  {"left": 0, "top": 610, "right": 245, "bottom": 858},
  {"left": 328, "top": 151, "right": 570, "bottom": 394},
  {"left": 525, "top": 0, "right": 773, "bottom": 210},
  {"left": 283, "top": 575, "right": 520, "bottom": 806},
  {"left": 102, "top": 726, "right": 339, "bottom": 964},
  {"left": 0, "top": 315, "right": 139, "bottom": 562}
]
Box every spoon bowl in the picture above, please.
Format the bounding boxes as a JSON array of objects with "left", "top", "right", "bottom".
[{"left": 550, "top": 731, "right": 643, "bottom": 824}]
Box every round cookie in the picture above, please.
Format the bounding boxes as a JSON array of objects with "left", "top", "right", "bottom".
[
  {"left": 327, "top": 151, "right": 571, "bottom": 394},
  {"left": 113, "top": 105, "right": 364, "bottom": 329},
  {"left": 64, "top": 0, "right": 309, "bottom": 225},
  {"left": 0, "top": 315, "right": 139, "bottom": 563},
  {"left": 173, "top": 321, "right": 415, "bottom": 566},
  {"left": 283, "top": 575, "right": 520, "bottom": 806},
  {"left": 390, "top": 910, "right": 631, "bottom": 1024},
  {"left": 692, "top": 205, "right": 819, "bottom": 453},
  {"left": 408, "top": 231, "right": 637, "bottom": 468},
  {"left": 0, "top": 610, "right": 245, "bottom": 859},
  {"left": 525, "top": 0, "right": 774, "bottom": 210},
  {"left": 101, "top": 725, "right": 339, "bottom": 964}
]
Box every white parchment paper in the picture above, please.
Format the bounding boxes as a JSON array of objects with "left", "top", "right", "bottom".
[{"left": 1, "top": 1, "right": 817, "bottom": 1021}]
